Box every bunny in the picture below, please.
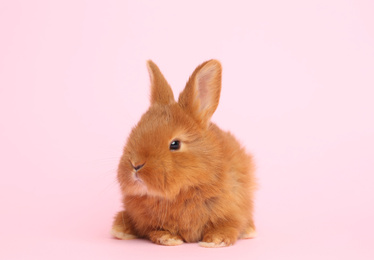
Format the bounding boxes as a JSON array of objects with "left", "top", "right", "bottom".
[{"left": 111, "top": 60, "right": 256, "bottom": 247}]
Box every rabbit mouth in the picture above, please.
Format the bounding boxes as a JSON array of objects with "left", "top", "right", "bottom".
[
  {"left": 134, "top": 171, "right": 144, "bottom": 183},
  {"left": 133, "top": 174, "right": 144, "bottom": 184},
  {"left": 134, "top": 178, "right": 144, "bottom": 185},
  {"left": 133, "top": 172, "right": 147, "bottom": 189},
  {"left": 132, "top": 176, "right": 148, "bottom": 195}
]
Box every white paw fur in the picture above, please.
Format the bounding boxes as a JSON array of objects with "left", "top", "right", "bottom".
[
  {"left": 111, "top": 226, "right": 137, "bottom": 240},
  {"left": 157, "top": 235, "right": 184, "bottom": 246},
  {"left": 199, "top": 241, "right": 228, "bottom": 248},
  {"left": 240, "top": 228, "right": 257, "bottom": 239}
]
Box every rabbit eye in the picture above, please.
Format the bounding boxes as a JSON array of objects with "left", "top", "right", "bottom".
[{"left": 169, "top": 140, "right": 180, "bottom": 150}]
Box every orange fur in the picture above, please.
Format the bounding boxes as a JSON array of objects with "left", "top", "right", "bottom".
[{"left": 112, "top": 60, "right": 256, "bottom": 247}]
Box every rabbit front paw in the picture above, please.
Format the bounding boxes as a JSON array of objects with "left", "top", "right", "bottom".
[
  {"left": 111, "top": 210, "right": 137, "bottom": 240},
  {"left": 149, "top": 230, "right": 184, "bottom": 246},
  {"left": 199, "top": 226, "right": 239, "bottom": 248}
]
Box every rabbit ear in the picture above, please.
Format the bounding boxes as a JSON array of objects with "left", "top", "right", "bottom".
[
  {"left": 178, "top": 60, "right": 222, "bottom": 127},
  {"left": 147, "top": 60, "right": 175, "bottom": 105}
]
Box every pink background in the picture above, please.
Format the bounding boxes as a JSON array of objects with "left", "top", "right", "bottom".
[{"left": 1, "top": 0, "right": 373, "bottom": 259}]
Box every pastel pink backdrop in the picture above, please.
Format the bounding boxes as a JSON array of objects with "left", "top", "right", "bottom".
[{"left": 1, "top": 0, "right": 373, "bottom": 259}]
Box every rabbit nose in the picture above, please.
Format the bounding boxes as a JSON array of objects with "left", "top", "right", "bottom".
[{"left": 132, "top": 162, "right": 145, "bottom": 171}]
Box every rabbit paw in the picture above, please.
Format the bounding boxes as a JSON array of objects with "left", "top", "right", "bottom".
[
  {"left": 111, "top": 211, "right": 137, "bottom": 240},
  {"left": 199, "top": 234, "right": 236, "bottom": 248},
  {"left": 200, "top": 226, "right": 239, "bottom": 248},
  {"left": 199, "top": 241, "right": 228, "bottom": 248},
  {"left": 149, "top": 231, "right": 184, "bottom": 246},
  {"left": 240, "top": 226, "right": 257, "bottom": 239},
  {"left": 111, "top": 225, "right": 137, "bottom": 240}
]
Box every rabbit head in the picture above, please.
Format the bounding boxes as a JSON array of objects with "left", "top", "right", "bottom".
[{"left": 117, "top": 60, "right": 224, "bottom": 200}]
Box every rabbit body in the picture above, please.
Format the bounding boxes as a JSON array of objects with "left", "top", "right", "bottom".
[{"left": 112, "top": 60, "right": 256, "bottom": 247}]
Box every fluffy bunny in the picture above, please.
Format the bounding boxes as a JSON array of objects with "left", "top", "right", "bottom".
[{"left": 111, "top": 60, "right": 256, "bottom": 247}]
